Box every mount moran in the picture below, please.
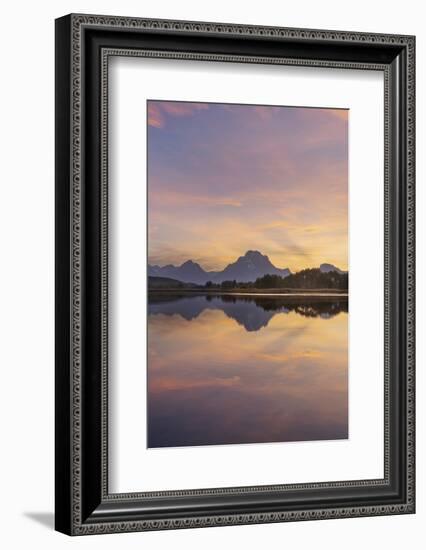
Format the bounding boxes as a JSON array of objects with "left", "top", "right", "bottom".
[{"left": 148, "top": 250, "right": 344, "bottom": 285}]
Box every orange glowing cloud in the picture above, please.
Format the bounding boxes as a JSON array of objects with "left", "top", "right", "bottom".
[{"left": 330, "top": 109, "right": 349, "bottom": 121}]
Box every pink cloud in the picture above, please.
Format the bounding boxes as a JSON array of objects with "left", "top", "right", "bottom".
[
  {"left": 252, "top": 106, "right": 275, "bottom": 120},
  {"left": 147, "top": 103, "right": 164, "bottom": 128},
  {"left": 149, "top": 188, "right": 242, "bottom": 208},
  {"left": 148, "top": 101, "right": 209, "bottom": 128}
]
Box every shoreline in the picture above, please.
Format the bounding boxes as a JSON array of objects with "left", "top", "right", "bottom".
[{"left": 148, "top": 288, "right": 348, "bottom": 298}]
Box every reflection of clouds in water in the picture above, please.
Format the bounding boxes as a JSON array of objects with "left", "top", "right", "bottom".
[{"left": 148, "top": 295, "right": 348, "bottom": 448}]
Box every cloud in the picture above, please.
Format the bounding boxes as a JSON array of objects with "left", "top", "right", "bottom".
[
  {"left": 149, "top": 188, "right": 242, "bottom": 208},
  {"left": 329, "top": 109, "right": 349, "bottom": 121},
  {"left": 147, "top": 101, "right": 209, "bottom": 128},
  {"left": 252, "top": 105, "right": 276, "bottom": 120},
  {"left": 147, "top": 103, "right": 164, "bottom": 128},
  {"left": 150, "top": 375, "right": 241, "bottom": 393}
]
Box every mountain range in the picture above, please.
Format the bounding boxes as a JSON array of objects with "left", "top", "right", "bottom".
[{"left": 148, "top": 250, "right": 344, "bottom": 285}]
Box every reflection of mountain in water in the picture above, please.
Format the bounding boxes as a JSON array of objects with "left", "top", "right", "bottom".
[{"left": 148, "top": 294, "right": 348, "bottom": 332}]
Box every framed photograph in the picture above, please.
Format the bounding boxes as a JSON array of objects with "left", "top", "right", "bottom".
[{"left": 55, "top": 14, "right": 415, "bottom": 535}]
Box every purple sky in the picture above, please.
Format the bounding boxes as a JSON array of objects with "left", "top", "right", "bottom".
[{"left": 147, "top": 100, "right": 348, "bottom": 272}]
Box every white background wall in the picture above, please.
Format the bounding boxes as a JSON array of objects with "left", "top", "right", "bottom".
[{"left": 0, "top": 0, "right": 423, "bottom": 548}]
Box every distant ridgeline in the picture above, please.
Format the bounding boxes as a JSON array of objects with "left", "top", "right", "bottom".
[
  {"left": 147, "top": 276, "right": 198, "bottom": 289},
  {"left": 148, "top": 250, "right": 347, "bottom": 290},
  {"left": 149, "top": 267, "right": 348, "bottom": 291}
]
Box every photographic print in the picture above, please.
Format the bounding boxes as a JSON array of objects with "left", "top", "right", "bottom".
[
  {"left": 56, "top": 16, "right": 415, "bottom": 533},
  {"left": 147, "top": 100, "right": 349, "bottom": 449}
]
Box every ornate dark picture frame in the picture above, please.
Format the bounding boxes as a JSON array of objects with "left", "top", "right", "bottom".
[{"left": 55, "top": 14, "right": 415, "bottom": 535}]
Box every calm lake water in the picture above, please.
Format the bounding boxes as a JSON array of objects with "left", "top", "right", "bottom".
[{"left": 147, "top": 293, "right": 348, "bottom": 448}]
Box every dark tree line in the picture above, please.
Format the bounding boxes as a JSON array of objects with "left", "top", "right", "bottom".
[
  {"left": 204, "top": 268, "right": 348, "bottom": 291},
  {"left": 254, "top": 269, "right": 348, "bottom": 290}
]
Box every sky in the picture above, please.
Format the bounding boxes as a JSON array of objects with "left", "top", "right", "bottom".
[{"left": 147, "top": 100, "right": 348, "bottom": 273}]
